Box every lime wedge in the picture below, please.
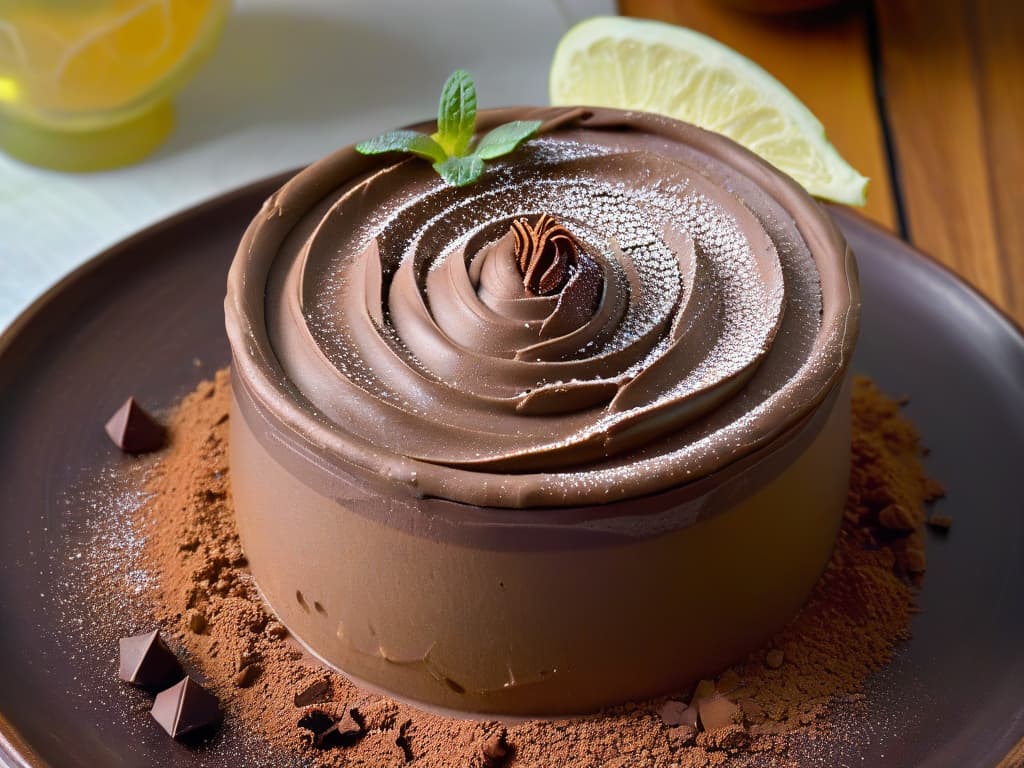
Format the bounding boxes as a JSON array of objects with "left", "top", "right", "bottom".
[{"left": 549, "top": 16, "right": 868, "bottom": 205}]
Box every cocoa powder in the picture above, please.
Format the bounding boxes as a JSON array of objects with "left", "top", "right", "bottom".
[{"left": 134, "top": 371, "right": 943, "bottom": 767}]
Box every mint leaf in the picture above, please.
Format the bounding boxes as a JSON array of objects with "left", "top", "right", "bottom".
[
  {"left": 356, "top": 130, "right": 446, "bottom": 163},
  {"left": 474, "top": 120, "right": 542, "bottom": 160},
  {"left": 433, "top": 155, "right": 484, "bottom": 187},
  {"left": 354, "top": 69, "right": 542, "bottom": 188},
  {"left": 436, "top": 70, "right": 476, "bottom": 157}
]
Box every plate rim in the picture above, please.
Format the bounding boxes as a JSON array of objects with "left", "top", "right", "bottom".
[
  {"left": 1, "top": 178, "right": 1022, "bottom": 768},
  {"left": 3, "top": 181, "right": 1023, "bottom": 362},
  {"left": 826, "top": 204, "right": 1024, "bottom": 346},
  {"left": 0, "top": 170, "right": 293, "bottom": 360}
]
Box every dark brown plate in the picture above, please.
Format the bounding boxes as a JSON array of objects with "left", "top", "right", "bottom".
[{"left": 0, "top": 176, "right": 1021, "bottom": 767}]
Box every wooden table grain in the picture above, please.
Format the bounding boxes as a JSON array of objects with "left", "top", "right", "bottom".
[{"left": 621, "top": 0, "right": 1024, "bottom": 328}]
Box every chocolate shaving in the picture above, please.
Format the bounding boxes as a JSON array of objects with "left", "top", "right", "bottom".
[{"left": 510, "top": 213, "right": 580, "bottom": 295}]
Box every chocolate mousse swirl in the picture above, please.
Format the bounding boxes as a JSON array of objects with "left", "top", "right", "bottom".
[{"left": 226, "top": 107, "right": 859, "bottom": 508}]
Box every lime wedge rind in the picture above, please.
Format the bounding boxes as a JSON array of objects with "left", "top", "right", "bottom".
[{"left": 549, "top": 16, "right": 868, "bottom": 206}]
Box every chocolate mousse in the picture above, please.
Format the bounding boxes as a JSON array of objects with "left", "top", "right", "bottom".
[{"left": 224, "top": 107, "right": 860, "bottom": 715}]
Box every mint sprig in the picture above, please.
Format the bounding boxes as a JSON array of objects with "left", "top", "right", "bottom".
[
  {"left": 355, "top": 70, "right": 542, "bottom": 187},
  {"left": 435, "top": 69, "right": 476, "bottom": 157}
]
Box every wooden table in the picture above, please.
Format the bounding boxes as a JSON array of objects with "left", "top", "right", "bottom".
[{"left": 621, "top": 0, "right": 1024, "bottom": 328}]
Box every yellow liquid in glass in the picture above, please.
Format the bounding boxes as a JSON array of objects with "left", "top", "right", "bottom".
[
  {"left": 0, "top": 0, "right": 227, "bottom": 168},
  {"left": 0, "top": 0, "right": 224, "bottom": 124}
]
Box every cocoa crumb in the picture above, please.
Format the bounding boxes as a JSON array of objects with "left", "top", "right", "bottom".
[
  {"left": 134, "top": 372, "right": 944, "bottom": 767},
  {"left": 357, "top": 698, "right": 400, "bottom": 731},
  {"left": 764, "top": 649, "right": 785, "bottom": 669},
  {"left": 265, "top": 621, "right": 288, "bottom": 639},
  {"left": 186, "top": 609, "right": 207, "bottom": 634},
  {"left": 902, "top": 547, "right": 928, "bottom": 573},
  {"left": 927, "top": 513, "right": 953, "bottom": 531},
  {"left": 697, "top": 723, "right": 750, "bottom": 751},
  {"left": 657, "top": 700, "right": 695, "bottom": 727},
  {"left": 478, "top": 729, "right": 509, "bottom": 766},
  {"left": 668, "top": 724, "right": 697, "bottom": 747},
  {"left": 233, "top": 664, "right": 261, "bottom": 688},
  {"left": 878, "top": 503, "right": 916, "bottom": 532}
]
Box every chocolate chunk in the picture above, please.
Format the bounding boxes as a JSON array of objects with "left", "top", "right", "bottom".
[
  {"left": 657, "top": 700, "right": 692, "bottom": 727},
  {"left": 294, "top": 678, "right": 331, "bottom": 707},
  {"left": 689, "top": 678, "right": 717, "bottom": 707},
  {"left": 118, "top": 630, "right": 183, "bottom": 690},
  {"left": 151, "top": 677, "right": 221, "bottom": 739},
  {"left": 105, "top": 397, "right": 166, "bottom": 453},
  {"left": 698, "top": 694, "right": 742, "bottom": 731}
]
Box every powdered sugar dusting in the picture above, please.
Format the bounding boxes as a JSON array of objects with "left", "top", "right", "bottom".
[{"left": 295, "top": 137, "right": 792, "bottom": 468}]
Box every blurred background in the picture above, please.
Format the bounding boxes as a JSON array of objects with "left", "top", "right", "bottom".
[{"left": 0, "top": 0, "right": 1020, "bottom": 330}]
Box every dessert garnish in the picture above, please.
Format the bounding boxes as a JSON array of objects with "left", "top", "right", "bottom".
[
  {"left": 150, "top": 676, "right": 222, "bottom": 739},
  {"left": 550, "top": 17, "right": 869, "bottom": 205},
  {"left": 105, "top": 396, "right": 166, "bottom": 453},
  {"left": 117, "top": 629, "right": 182, "bottom": 689},
  {"left": 511, "top": 214, "right": 581, "bottom": 295},
  {"left": 356, "top": 69, "right": 541, "bottom": 187},
  {"left": 118, "top": 628, "right": 221, "bottom": 741}
]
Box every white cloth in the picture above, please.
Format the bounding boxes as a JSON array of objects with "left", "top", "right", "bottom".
[{"left": 0, "top": 0, "right": 614, "bottom": 331}]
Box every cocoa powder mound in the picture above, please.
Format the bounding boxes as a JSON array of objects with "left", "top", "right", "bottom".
[{"left": 135, "top": 371, "right": 943, "bottom": 767}]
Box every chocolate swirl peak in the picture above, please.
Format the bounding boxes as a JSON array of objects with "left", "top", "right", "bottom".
[
  {"left": 226, "top": 107, "right": 859, "bottom": 509},
  {"left": 511, "top": 214, "right": 582, "bottom": 295}
]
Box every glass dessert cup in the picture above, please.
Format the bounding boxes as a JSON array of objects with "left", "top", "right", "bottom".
[{"left": 225, "top": 107, "right": 860, "bottom": 716}]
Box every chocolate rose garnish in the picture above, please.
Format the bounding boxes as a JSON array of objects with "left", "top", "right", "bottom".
[
  {"left": 512, "top": 214, "right": 580, "bottom": 295},
  {"left": 230, "top": 108, "right": 858, "bottom": 508}
]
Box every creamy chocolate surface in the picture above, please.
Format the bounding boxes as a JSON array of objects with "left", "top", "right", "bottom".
[{"left": 226, "top": 107, "right": 859, "bottom": 508}]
